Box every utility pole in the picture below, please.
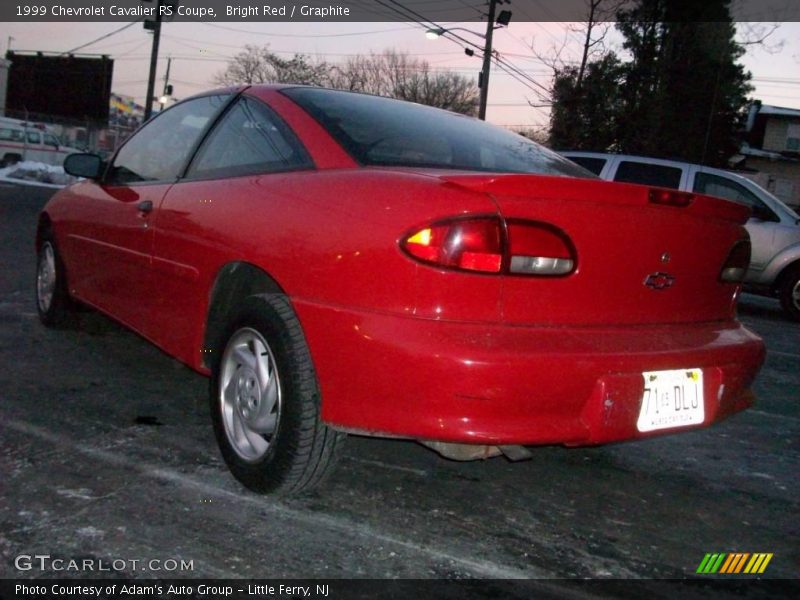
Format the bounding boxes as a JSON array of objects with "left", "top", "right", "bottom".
[
  {"left": 143, "top": 5, "right": 162, "bottom": 121},
  {"left": 478, "top": 0, "right": 498, "bottom": 121},
  {"left": 162, "top": 56, "right": 171, "bottom": 97},
  {"left": 159, "top": 56, "right": 172, "bottom": 111}
]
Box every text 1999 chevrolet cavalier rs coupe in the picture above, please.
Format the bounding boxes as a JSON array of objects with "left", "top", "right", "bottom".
[{"left": 36, "top": 85, "right": 765, "bottom": 494}]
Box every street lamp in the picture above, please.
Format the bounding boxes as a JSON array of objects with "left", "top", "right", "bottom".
[{"left": 424, "top": 0, "right": 512, "bottom": 121}]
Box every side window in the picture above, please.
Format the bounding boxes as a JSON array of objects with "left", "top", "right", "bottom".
[
  {"left": 187, "top": 97, "right": 313, "bottom": 179},
  {"left": 27, "top": 131, "right": 42, "bottom": 145},
  {"left": 568, "top": 156, "right": 607, "bottom": 176},
  {"left": 0, "top": 128, "right": 19, "bottom": 141},
  {"left": 693, "top": 172, "right": 778, "bottom": 221},
  {"left": 614, "top": 161, "right": 682, "bottom": 189},
  {"left": 108, "top": 95, "right": 229, "bottom": 185},
  {"left": 43, "top": 133, "right": 60, "bottom": 147}
]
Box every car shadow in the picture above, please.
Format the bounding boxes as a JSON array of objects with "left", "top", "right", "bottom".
[{"left": 736, "top": 294, "right": 790, "bottom": 324}]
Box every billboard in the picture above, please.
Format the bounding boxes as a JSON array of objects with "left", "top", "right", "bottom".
[{"left": 5, "top": 52, "right": 113, "bottom": 124}]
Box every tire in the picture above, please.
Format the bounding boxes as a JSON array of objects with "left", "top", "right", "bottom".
[
  {"left": 1, "top": 153, "right": 22, "bottom": 168},
  {"left": 35, "top": 234, "right": 76, "bottom": 327},
  {"left": 778, "top": 265, "right": 800, "bottom": 322},
  {"left": 209, "top": 294, "right": 345, "bottom": 495}
]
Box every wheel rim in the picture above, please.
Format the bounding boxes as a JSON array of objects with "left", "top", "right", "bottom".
[
  {"left": 37, "top": 242, "right": 56, "bottom": 313},
  {"left": 792, "top": 278, "right": 800, "bottom": 311},
  {"left": 219, "top": 328, "right": 282, "bottom": 462}
]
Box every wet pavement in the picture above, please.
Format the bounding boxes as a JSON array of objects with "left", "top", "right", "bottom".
[{"left": 1, "top": 183, "right": 798, "bottom": 585}]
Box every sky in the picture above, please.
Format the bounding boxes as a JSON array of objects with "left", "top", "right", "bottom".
[{"left": 3, "top": 19, "right": 799, "bottom": 130}]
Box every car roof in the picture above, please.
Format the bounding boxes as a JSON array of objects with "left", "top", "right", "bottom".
[{"left": 559, "top": 151, "right": 699, "bottom": 169}]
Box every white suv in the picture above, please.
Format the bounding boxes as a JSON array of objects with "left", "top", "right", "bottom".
[{"left": 561, "top": 152, "right": 800, "bottom": 321}]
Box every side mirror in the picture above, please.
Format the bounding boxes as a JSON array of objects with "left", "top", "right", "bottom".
[{"left": 64, "top": 153, "right": 104, "bottom": 180}]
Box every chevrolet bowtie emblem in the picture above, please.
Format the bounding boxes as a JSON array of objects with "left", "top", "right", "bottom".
[{"left": 644, "top": 272, "right": 675, "bottom": 290}]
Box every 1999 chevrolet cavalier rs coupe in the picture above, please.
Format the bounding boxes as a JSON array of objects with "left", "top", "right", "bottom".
[{"left": 36, "top": 85, "right": 765, "bottom": 494}]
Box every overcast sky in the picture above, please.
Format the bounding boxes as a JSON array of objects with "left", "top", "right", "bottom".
[{"left": 4, "top": 20, "right": 799, "bottom": 129}]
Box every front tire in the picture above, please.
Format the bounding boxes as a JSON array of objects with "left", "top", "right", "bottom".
[
  {"left": 778, "top": 265, "right": 800, "bottom": 322},
  {"left": 36, "top": 235, "right": 76, "bottom": 327},
  {"left": 209, "top": 294, "right": 344, "bottom": 495}
]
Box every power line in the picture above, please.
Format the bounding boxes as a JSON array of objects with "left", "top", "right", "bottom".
[
  {"left": 200, "top": 22, "right": 418, "bottom": 38},
  {"left": 159, "top": 33, "right": 465, "bottom": 57},
  {"left": 61, "top": 20, "right": 143, "bottom": 55}
]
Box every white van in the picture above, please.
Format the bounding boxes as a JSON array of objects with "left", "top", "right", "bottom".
[
  {"left": 0, "top": 117, "right": 82, "bottom": 167},
  {"left": 560, "top": 152, "right": 800, "bottom": 321}
]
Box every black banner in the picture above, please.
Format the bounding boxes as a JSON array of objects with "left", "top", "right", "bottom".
[
  {"left": 1, "top": 0, "right": 799, "bottom": 23},
  {"left": 2, "top": 579, "right": 800, "bottom": 600}
]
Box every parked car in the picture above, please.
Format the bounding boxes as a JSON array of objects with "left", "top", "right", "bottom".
[
  {"left": 37, "top": 86, "right": 765, "bottom": 494},
  {"left": 0, "top": 116, "right": 82, "bottom": 167},
  {"left": 560, "top": 151, "right": 800, "bottom": 321}
]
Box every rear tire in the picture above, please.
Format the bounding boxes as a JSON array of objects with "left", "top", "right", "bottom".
[
  {"left": 778, "top": 265, "right": 800, "bottom": 322},
  {"left": 209, "top": 294, "right": 344, "bottom": 495},
  {"left": 35, "top": 234, "right": 77, "bottom": 328}
]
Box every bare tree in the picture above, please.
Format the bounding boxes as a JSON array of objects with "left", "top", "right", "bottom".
[
  {"left": 215, "top": 47, "right": 478, "bottom": 115},
  {"left": 213, "top": 45, "right": 330, "bottom": 86},
  {"left": 328, "top": 50, "right": 479, "bottom": 115},
  {"left": 572, "top": 0, "right": 625, "bottom": 89},
  {"left": 523, "top": 0, "right": 623, "bottom": 109},
  {"left": 736, "top": 22, "right": 784, "bottom": 53}
]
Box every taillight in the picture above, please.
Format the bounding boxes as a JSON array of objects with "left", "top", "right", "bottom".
[
  {"left": 506, "top": 221, "right": 575, "bottom": 275},
  {"left": 401, "top": 216, "right": 576, "bottom": 276},
  {"left": 403, "top": 217, "right": 503, "bottom": 273},
  {"left": 720, "top": 238, "right": 751, "bottom": 283},
  {"left": 649, "top": 189, "right": 694, "bottom": 207}
]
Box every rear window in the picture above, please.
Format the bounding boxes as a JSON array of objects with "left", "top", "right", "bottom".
[
  {"left": 566, "top": 156, "right": 607, "bottom": 175},
  {"left": 282, "top": 87, "right": 594, "bottom": 179},
  {"left": 614, "top": 161, "right": 682, "bottom": 189}
]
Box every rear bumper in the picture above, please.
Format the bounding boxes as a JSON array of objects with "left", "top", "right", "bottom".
[{"left": 295, "top": 300, "right": 765, "bottom": 446}]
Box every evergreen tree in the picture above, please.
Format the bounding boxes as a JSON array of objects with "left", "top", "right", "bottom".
[
  {"left": 617, "top": 0, "right": 752, "bottom": 165},
  {"left": 549, "top": 54, "right": 625, "bottom": 151},
  {"left": 549, "top": 0, "right": 752, "bottom": 166}
]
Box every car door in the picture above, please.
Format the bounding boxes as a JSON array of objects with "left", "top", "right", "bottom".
[
  {"left": 65, "top": 94, "right": 231, "bottom": 334},
  {"left": 25, "top": 129, "right": 45, "bottom": 163},
  {"left": 42, "top": 132, "right": 63, "bottom": 166},
  {"left": 148, "top": 95, "right": 315, "bottom": 364},
  {"left": 692, "top": 170, "right": 779, "bottom": 274}
]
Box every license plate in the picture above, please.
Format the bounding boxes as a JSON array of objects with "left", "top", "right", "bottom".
[{"left": 637, "top": 368, "right": 704, "bottom": 432}]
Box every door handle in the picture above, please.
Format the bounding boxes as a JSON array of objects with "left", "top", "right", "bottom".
[{"left": 137, "top": 200, "right": 153, "bottom": 214}]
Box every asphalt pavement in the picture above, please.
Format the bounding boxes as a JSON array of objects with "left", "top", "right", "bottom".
[{"left": 1, "top": 182, "right": 798, "bottom": 590}]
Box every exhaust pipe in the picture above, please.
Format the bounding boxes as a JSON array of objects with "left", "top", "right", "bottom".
[{"left": 421, "top": 441, "right": 532, "bottom": 462}]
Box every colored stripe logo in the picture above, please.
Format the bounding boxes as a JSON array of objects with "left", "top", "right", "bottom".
[{"left": 696, "top": 553, "right": 773, "bottom": 574}]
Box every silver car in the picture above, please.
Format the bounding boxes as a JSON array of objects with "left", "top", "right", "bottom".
[{"left": 560, "top": 152, "right": 800, "bottom": 321}]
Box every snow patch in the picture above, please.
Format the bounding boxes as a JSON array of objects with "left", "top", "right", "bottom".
[
  {"left": 56, "top": 487, "right": 96, "bottom": 500},
  {"left": 0, "top": 160, "right": 78, "bottom": 188},
  {"left": 76, "top": 526, "right": 105, "bottom": 538}
]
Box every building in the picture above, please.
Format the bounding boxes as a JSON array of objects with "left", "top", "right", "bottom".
[{"left": 738, "top": 103, "right": 800, "bottom": 210}]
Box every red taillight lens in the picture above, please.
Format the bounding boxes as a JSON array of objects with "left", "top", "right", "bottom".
[
  {"left": 403, "top": 218, "right": 503, "bottom": 273},
  {"left": 401, "top": 217, "right": 576, "bottom": 276},
  {"left": 720, "top": 238, "right": 751, "bottom": 283},
  {"left": 649, "top": 188, "right": 694, "bottom": 207}
]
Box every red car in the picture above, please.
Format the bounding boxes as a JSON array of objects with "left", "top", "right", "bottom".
[{"left": 38, "top": 85, "right": 765, "bottom": 494}]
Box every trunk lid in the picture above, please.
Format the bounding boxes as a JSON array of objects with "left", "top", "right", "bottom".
[{"left": 441, "top": 173, "right": 750, "bottom": 326}]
